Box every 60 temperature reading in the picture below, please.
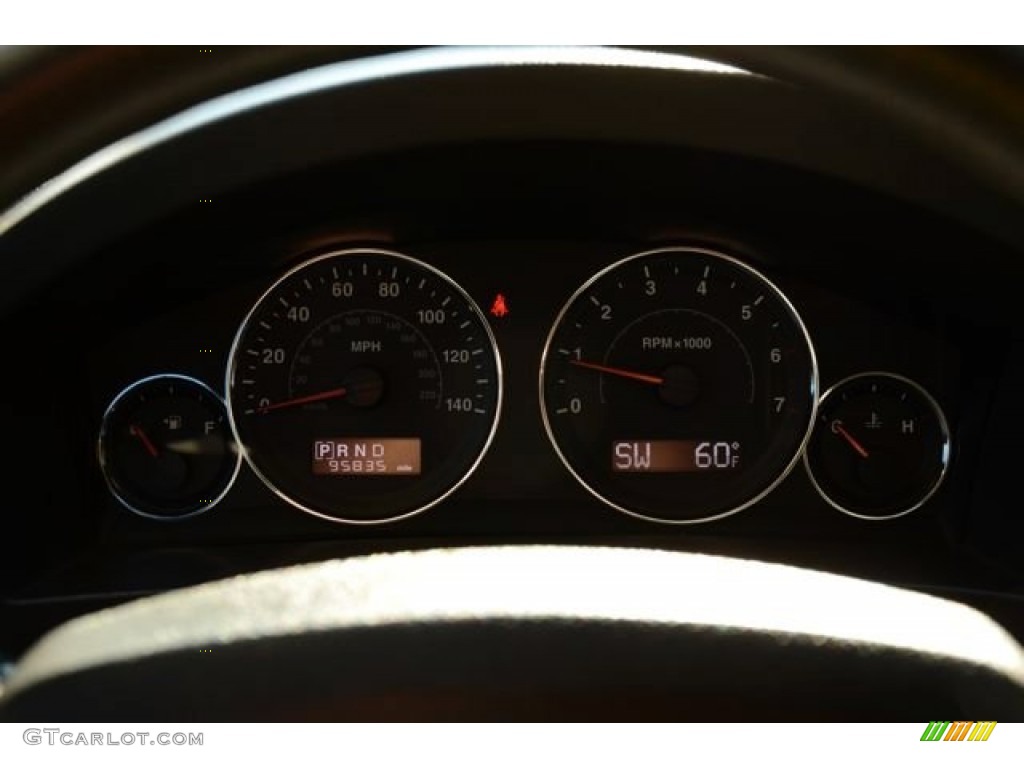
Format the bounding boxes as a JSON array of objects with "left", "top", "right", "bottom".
[
  {"left": 695, "top": 441, "right": 741, "bottom": 469},
  {"left": 612, "top": 439, "right": 741, "bottom": 473}
]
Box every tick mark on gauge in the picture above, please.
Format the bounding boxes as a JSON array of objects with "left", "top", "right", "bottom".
[
  {"left": 474, "top": 408, "right": 487, "bottom": 414},
  {"left": 703, "top": 266, "right": 710, "bottom": 278},
  {"left": 555, "top": 407, "right": 568, "bottom": 414},
  {"left": 332, "top": 267, "right": 339, "bottom": 279},
  {"left": 442, "top": 297, "right": 451, "bottom": 307},
  {"left": 460, "top": 320, "right": 471, "bottom": 329},
  {"left": 246, "top": 349, "right": 258, "bottom": 356},
  {"left": 472, "top": 349, "right": 483, "bottom": 355},
  {"left": 278, "top": 297, "right": 290, "bottom": 307},
  {"left": 304, "top": 279, "right": 312, "bottom": 291},
  {"left": 259, "top": 321, "right": 270, "bottom": 330},
  {"left": 754, "top": 295, "right": 764, "bottom": 305},
  {"left": 589, "top": 296, "right": 601, "bottom": 306},
  {"left": 477, "top": 379, "right": 489, "bottom": 384},
  {"left": 418, "top": 279, "right": 426, "bottom": 290}
]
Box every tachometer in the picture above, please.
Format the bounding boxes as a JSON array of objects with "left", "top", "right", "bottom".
[
  {"left": 540, "top": 246, "right": 817, "bottom": 524},
  {"left": 227, "top": 248, "right": 501, "bottom": 523}
]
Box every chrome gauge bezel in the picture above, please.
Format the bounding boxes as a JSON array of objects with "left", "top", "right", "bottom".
[
  {"left": 803, "top": 371, "right": 952, "bottom": 521},
  {"left": 225, "top": 247, "right": 503, "bottom": 526},
  {"left": 97, "top": 373, "right": 242, "bottom": 521},
  {"left": 539, "top": 245, "right": 819, "bottom": 525}
]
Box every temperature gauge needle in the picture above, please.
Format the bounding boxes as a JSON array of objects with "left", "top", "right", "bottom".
[
  {"left": 834, "top": 423, "right": 870, "bottom": 459},
  {"left": 129, "top": 423, "right": 160, "bottom": 458},
  {"left": 257, "top": 386, "right": 348, "bottom": 414},
  {"left": 569, "top": 359, "right": 665, "bottom": 386}
]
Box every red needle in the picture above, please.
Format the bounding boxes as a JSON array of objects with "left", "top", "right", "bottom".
[
  {"left": 834, "top": 423, "right": 870, "bottom": 459},
  {"left": 257, "top": 387, "right": 348, "bottom": 414},
  {"left": 569, "top": 359, "right": 665, "bottom": 386},
  {"left": 129, "top": 423, "right": 159, "bottom": 458}
]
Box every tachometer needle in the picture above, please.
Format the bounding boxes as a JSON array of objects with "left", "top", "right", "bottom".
[
  {"left": 257, "top": 387, "right": 348, "bottom": 413},
  {"left": 834, "top": 423, "right": 870, "bottom": 459},
  {"left": 129, "top": 423, "right": 160, "bottom": 458},
  {"left": 569, "top": 359, "right": 665, "bottom": 386}
]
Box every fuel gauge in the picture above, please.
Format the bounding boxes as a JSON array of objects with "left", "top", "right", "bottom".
[
  {"left": 804, "top": 372, "right": 951, "bottom": 520},
  {"left": 98, "top": 374, "right": 241, "bottom": 519}
]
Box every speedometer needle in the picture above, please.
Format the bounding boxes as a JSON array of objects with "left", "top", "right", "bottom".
[
  {"left": 569, "top": 359, "right": 665, "bottom": 386},
  {"left": 257, "top": 387, "right": 348, "bottom": 413},
  {"left": 834, "top": 423, "right": 870, "bottom": 459}
]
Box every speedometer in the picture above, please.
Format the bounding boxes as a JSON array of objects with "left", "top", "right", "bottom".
[
  {"left": 540, "top": 246, "right": 817, "bottom": 524},
  {"left": 227, "top": 248, "right": 501, "bottom": 524}
]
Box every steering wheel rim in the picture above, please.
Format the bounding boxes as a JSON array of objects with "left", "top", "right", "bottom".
[
  {"left": 3, "top": 546, "right": 1023, "bottom": 720},
  {"left": 2, "top": 46, "right": 1023, "bottom": 217}
]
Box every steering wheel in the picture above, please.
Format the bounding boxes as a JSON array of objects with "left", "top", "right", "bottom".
[{"left": 1, "top": 46, "right": 1023, "bottom": 721}]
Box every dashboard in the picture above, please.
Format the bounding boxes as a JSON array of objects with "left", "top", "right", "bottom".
[{"left": 3, "top": 48, "right": 1024, "bottom": 656}]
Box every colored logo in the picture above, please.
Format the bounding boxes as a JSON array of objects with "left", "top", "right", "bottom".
[{"left": 921, "top": 721, "right": 997, "bottom": 741}]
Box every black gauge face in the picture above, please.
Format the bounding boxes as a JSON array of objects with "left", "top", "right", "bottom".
[
  {"left": 540, "top": 247, "right": 817, "bottom": 523},
  {"left": 227, "top": 248, "right": 501, "bottom": 523},
  {"left": 98, "top": 374, "right": 240, "bottom": 519},
  {"left": 804, "top": 372, "right": 950, "bottom": 519}
]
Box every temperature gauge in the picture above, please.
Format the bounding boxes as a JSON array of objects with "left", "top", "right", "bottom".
[
  {"left": 804, "top": 372, "right": 951, "bottom": 520},
  {"left": 98, "top": 374, "right": 241, "bottom": 519}
]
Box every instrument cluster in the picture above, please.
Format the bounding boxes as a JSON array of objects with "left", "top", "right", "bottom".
[{"left": 94, "top": 240, "right": 954, "bottom": 530}]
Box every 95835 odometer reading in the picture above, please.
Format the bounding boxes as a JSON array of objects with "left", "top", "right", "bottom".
[
  {"left": 540, "top": 246, "right": 817, "bottom": 524},
  {"left": 227, "top": 248, "right": 501, "bottom": 524}
]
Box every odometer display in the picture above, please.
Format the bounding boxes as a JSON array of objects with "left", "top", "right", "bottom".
[
  {"left": 540, "top": 246, "right": 817, "bottom": 524},
  {"left": 227, "top": 248, "right": 501, "bottom": 523},
  {"left": 312, "top": 437, "right": 422, "bottom": 476}
]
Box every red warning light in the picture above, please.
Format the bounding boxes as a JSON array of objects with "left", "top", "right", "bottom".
[{"left": 490, "top": 293, "right": 509, "bottom": 318}]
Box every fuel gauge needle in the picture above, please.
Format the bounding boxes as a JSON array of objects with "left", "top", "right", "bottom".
[
  {"left": 834, "top": 423, "right": 870, "bottom": 459},
  {"left": 129, "top": 423, "right": 160, "bottom": 458}
]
